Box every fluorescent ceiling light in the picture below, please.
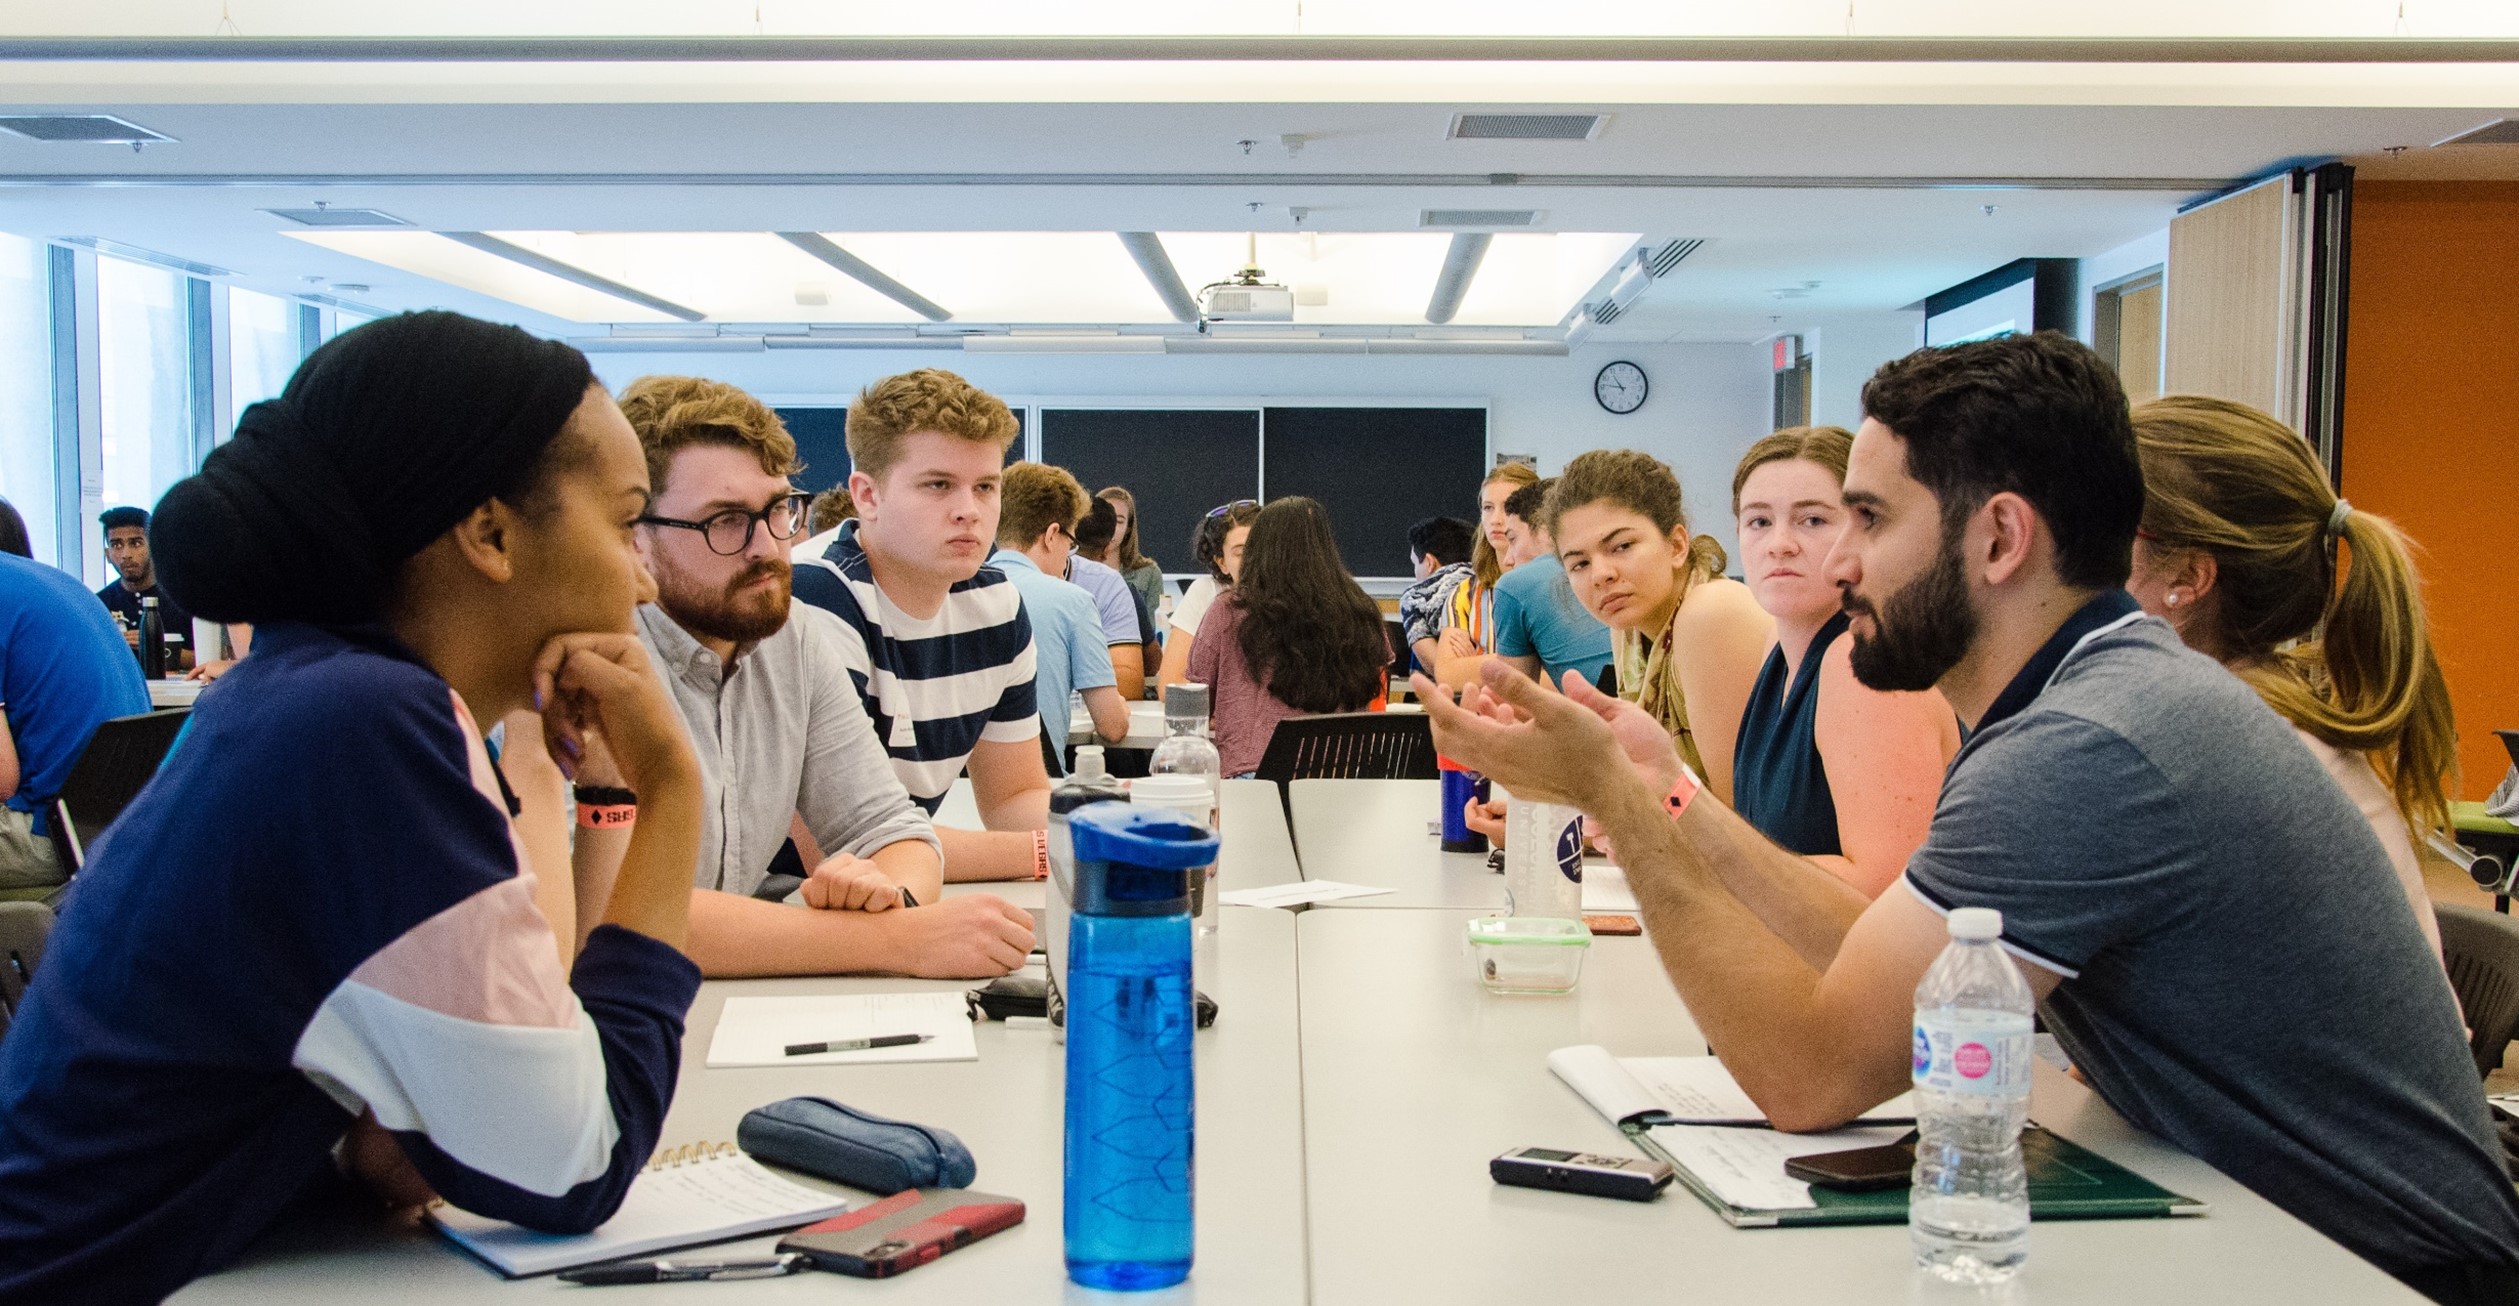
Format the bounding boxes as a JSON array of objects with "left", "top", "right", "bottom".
[
  {"left": 283, "top": 230, "right": 685, "bottom": 322},
  {"left": 443, "top": 231, "right": 706, "bottom": 321}
]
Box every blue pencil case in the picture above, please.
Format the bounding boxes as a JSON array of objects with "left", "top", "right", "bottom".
[{"left": 736, "top": 1096, "right": 977, "bottom": 1195}]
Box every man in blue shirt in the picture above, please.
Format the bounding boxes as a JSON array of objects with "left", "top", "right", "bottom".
[
  {"left": 1490, "top": 478, "right": 1613, "bottom": 687},
  {"left": 0, "top": 552, "right": 151, "bottom": 895},
  {"left": 991, "top": 463, "right": 1127, "bottom": 773}
]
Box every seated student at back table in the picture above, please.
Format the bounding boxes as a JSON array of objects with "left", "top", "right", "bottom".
[
  {"left": 608, "top": 375, "right": 1034, "bottom": 979},
  {"left": 1054, "top": 495, "right": 1149, "bottom": 701},
  {"left": 1725, "top": 426, "right": 1958, "bottom": 896},
  {"left": 1489, "top": 478, "right": 1615, "bottom": 690},
  {"left": 1073, "top": 495, "right": 1161, "bottom": 688},
  {"left": 1398, "top": 515, "right": 1474, "bottom": 676},
  {"left": 1430, "top": 461, "right": 1538, "bottom": 690},
  {"left": 0, "top": 550, "right": 150, "bottom": 900},
  {"left": 1189, "top": 497, "right": 1390, "bottom": 778},
  {"left": 2127, "top": 395, "right": 2453, "bottom": 966},
  {"left": 1092, "top": 485, "right": 1170, "bottom": 624},
  {"left": 93, "top": 505, "right": 196, "bottom": 673},
  {"left": 793, "top": 369, "right": 1049, "bottom": 881},
  {"left": 1422, "top": 332, "right": 2519, "bottom": 1304},
  {"left": 0, "top": 312, "right": 713, "bottom": 1303},
  {"left": 1157, "top": 498, "right": 1259, "bottom": 700},
  {"left": 992, "top": 462, "right": 1131, "bottom": 766}
]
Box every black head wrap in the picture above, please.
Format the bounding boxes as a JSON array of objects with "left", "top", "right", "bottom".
[{"left": 154, "top": 311, "right": 594, "bottom": 626}]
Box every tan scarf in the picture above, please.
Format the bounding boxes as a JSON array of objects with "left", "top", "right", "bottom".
[{"left": 1613, "top": 572, "right": 1707, "bottom": 778}]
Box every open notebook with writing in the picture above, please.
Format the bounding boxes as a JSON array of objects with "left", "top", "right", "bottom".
[
  {"left": 1549, "top": 1045, "right": 2206, "bottom": 1228},
  {"left": 427, "top": 1142, "right": 853, "bottom": 1277}
]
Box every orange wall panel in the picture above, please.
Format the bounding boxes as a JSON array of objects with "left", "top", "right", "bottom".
[{"left": 2342, "top": 181, "right": 2519, "bottom": 800}]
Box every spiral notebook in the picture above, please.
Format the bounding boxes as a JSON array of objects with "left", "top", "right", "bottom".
[{"left": 427, "top": 1142, "right": 853, "bottom": 1277}]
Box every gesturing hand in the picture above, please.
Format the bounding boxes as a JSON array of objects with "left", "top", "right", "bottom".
[
  {"left": 1411, "top": 661, "right": 1677, "bottom": 815},
  {"left": 802, "top": 854, "right": 904, "bottom": 912},
  {"left": 530, "top": 633, "right": 695, "bottom": 798}
]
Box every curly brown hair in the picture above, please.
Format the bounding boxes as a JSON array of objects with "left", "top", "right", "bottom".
[
  {"left": 996, "top": 462, "right": 1090, "bottom": 548},
  {"left": 847, "top": 368, "right": 1018, "bottom": 482},
  {"left": 1544, "top": 448, "right": 1726, "bottom": 580},
  {"left": 616, "top": 375, "right": 802, "bottom": 498}
]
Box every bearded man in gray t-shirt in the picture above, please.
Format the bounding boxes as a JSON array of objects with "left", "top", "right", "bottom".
[{"left": 1422, "top": 333, "right": 2519, "bottom": 1302}]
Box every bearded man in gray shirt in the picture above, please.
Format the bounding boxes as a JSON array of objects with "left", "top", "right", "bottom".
[{"left": 589, "top": 375, "right": 1033, "bottom": 980}]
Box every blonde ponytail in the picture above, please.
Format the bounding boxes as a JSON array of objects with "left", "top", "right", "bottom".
[{"left": 2132, "top": 396, "right": 2456, "bottom": 834}]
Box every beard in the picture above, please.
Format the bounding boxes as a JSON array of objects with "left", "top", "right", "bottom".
[
  {"left": 1844, "top": 534, "right": 1976, "bottom": 693},
  {"left": 653, "top": 553, "right": 793, "bottom": 646}
]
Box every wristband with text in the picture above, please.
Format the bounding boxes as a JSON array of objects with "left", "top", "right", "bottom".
[
  {"left": 573, "top": 784, "right": 637, "bottom": 830},
  {"left": 1663, "top": 765, "right": 1704, "bottom": 821},
  {"left": 1031, "top": 828, "right": 1051, "bottom": 880}
]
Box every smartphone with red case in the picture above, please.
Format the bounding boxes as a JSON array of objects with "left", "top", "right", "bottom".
[{"left": 776, "top": 1188, "right": 1025, "bottom": 1278}]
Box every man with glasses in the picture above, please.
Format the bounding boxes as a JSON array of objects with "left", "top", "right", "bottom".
[
  {"left": 991, "top": 462, "right": 1131, "bottom": 769},
  {"left": 604, "top": 375, "right": 1035, "bottom": 979}
]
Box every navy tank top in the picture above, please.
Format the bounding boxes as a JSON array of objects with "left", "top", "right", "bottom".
[{"left": 1730, "top": 611, "right": 1847, "bottom": 856}]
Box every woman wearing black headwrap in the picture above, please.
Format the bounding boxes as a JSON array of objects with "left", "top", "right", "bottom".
[{"left": 0, "top": 312, "right": 706, "bottom": 1304}]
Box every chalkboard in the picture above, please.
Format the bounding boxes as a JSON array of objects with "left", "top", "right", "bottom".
[
  {"left": 773, "top": 406, "right": 1027, "bottom": 496},
  {"left": 1040, "top": 409, "right": 1261, "bottom": 581},
  {"left": 1262, "top": 407, "right": 1487, "bottom": 580}
]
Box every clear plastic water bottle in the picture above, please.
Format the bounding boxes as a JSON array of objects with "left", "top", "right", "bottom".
[
  {"left": 1502, "top": 792, "right": 1583, "bottom": 921},
  {"left": 1910, "top": 906, "right": 2035, "bottom": 1283},
  {"left": 1045, "top": 746, "right": 1127, "bottom": 1040},
  {"left": 1148, "top": 684, "right": 1224, "bottom": 959},
  {"left": 1063, "top": 804, "right": 1215, "bottom": 1292}
]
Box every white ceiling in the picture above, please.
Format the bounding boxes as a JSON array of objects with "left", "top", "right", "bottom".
[{"left": 0, "top": 82, "right": 2512, "bottom": 342}]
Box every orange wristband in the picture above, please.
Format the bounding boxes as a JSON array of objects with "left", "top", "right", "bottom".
[
  {"left": 577, "top": 803, "right": 636, "bottom": 829},
  {"left": 1032, "top": 828, "right": 1051, "bottom": 880},
  {"left": 1663, "top": 766, "right": 1703, "bottom": 821}
]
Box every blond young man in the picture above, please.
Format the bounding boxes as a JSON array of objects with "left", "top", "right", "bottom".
[
  {"left": 793, "top": 369, "right": 1051, "bottom": 882},
  {"left": 591, "top": 375, "right": 1034, "bottom": 978},
  {"left": 991, "top": 462, "right": 1131, "bottom": 765}
]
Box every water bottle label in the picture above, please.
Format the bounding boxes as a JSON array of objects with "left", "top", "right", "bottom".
[
  {"left": 1553, "top": 818, "right": 1583, "bottom": 885},
  {"left": 1912, "top": 1009, "right": 2033, "bottom": 1096}
]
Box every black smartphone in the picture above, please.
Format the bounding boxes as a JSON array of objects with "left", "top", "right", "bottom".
[{"left": 1783, "top": 1140, "right": 1916, "bottom": 1192}]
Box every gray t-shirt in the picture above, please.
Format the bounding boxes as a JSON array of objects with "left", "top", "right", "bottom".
[
  {"left": 1903, "top": 595, "right": 2519, "bottom": 1279},
  {"left": 636, "top": 603, "right": 938, "bottom": 898}
]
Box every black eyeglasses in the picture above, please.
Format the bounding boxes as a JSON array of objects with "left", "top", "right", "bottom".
[
  {"left": 1207, "top": 499, "right": 1260, "bottom": 518},
  {"left": 639, "top": 492, "right": 813, "bottom": 556}
]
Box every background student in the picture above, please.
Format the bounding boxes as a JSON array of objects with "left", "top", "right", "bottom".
[
  {"left": 0, "top": 312, "right": 710, "bottom": 1302},
  {"left": 1188, "top": 497, "right": 1391, "bottom": 777},
  {"left": 1546, "top": 448, "right": 1773, "bottom": 802},
  {"left": 1093, "top": 485, "right": 1169, "bottom": 623},
  {"left": 1399, "top": 515, "right": 1474, "bottom": 675},
  {"left": 992, "top": 462, "right": 1130, "bottom": 763},
  {"left": 1054, "top": 497, "right": 1149, "bottom": 702},
  {"left": 93, "top": 506, "right": 195, "bottom": 672},
  {"left": 614, "top": 374, "right": 1034, "bottom": 978},
  {"left": 2127, "top": 395, "right": 2455, "bottom": 961},
  {"left": 793, "top": 368, "right": 1049, "bottom": 881},
  {"left": 0, "top": 549, "right": 149, "bottom": 899},
  {"left": 1156, "top": 498, "right": 1259, "bottom": 699},
  {"left": 1490, "top": 478, "right": 1615, "bottom": 689},
  {"left": 1074, "top": 496, "right": 1161, "bottom": 688},
  {"left": 1431, "top": 462, "right": 1539, "bottom": 689},
  {"left": 1728, "top": 426, "right": 1959, "bottom": 896}
]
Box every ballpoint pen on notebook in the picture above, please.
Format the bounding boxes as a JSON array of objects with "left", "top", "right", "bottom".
[
  {"left": 559, "top": 1252, "right": 809, "bottom": 1285},
  {"left": 783, "top": 1033, "right": 934, "bottom": 1057}
]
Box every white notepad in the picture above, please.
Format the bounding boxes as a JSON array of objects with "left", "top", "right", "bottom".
[
  {"left": 1581, "top": 864, "right": 1639, "bottom": 913},
  {"left": 428, "top": 1147, "right": 850, "bottom": 1277},
  {"left": 704, "top": 991, "right": 979, "bottom": 1068},
  {"left": 1548, "top": 1044, "right": 1915, "bottom": 1127}
]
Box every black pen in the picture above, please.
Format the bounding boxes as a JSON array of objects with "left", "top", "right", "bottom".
[
  {"left": 783, "top": 1032, "right": 933, "bottom": 1056},
  {"left": 560, "top": 1252, "right": 809, "bottom": 1285}
]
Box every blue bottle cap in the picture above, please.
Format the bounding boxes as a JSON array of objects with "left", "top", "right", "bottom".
[{"left": 1070, "top": 803, "right": 1219, "bottom": 870}]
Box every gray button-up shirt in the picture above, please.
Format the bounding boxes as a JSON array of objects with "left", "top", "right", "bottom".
[{"left": 635, "top": 602, "right": 938, "bottom": 897}]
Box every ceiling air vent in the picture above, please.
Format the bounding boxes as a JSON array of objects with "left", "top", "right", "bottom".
[
  {"left": 2434, "top": 119, "right": 2519, "bottom": 147},
  {"left": 262, "top": 207, "right": 414, "bottom": 228},
  {"left": 1420, "top": 209, "right": 1542, "bottom": 228},
  {"left": 1447, "top": 113, "right": 1606, "bottom": 142},
  {"left": 1645, "top": 238, "right": 1707, "bottom": 277},
  {"left": 0, "top": 114, "right": 173, "bottom": 144}
]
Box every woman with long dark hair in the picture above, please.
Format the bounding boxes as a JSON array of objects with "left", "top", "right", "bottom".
[{"left": 1187, "top": 497, "right": 1390, "bottom": 776}]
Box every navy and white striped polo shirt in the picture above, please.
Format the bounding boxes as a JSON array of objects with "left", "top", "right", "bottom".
[{"left": 793, "top": 519, "right": 1039, "bottom": 812}]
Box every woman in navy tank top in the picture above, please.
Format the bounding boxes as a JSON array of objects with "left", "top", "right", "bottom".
[{"left": 1727, "top": 427, "right": 1960, "bottom": 897}]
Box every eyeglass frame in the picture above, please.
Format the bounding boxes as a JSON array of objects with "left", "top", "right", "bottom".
[
  {"left": 1206, "top": 499, "right": 1261, "bottom": 518},
  {"left": 637, "top": 491, "right": 815, "bottom": 556}
]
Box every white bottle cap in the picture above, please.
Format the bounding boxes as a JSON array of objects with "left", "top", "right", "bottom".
[
  {"left": 1072, "top": 745, "right": 1107, "bottom": 781},
  {"left": 1946, "top": 907, "right": 2003, "bottom": 941},
  {"left": 1131, "top": 774, "right": 1210, "bottom": 812}
]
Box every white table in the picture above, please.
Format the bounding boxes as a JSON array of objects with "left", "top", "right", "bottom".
[
  {"left": 1068, "top": 703, "right": 1422, "bottom": 753},
  {"left": 1293, "top": 908, "right": 2418, "bottom": 1305},
  {"left": 933, "top": 778, "right": 1301, "bottom": 902},
  {"left": 1287, "top": 778, "right": 1508, "bottom": 911},
  {"left": 175, "top": 906, "right": 1309, "bottom": 1304},
  {"left": 147, "top": 678, "right": 203, "bottom": 709}
]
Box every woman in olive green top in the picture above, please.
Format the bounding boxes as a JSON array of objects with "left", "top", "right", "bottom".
[{"left": 1095, "top": 486, "right": 1170, "bottom": 623}]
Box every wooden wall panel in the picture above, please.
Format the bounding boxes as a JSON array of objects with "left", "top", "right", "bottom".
[{"left": 2164, "top": 178, "right": 2288, "bottom": 415}]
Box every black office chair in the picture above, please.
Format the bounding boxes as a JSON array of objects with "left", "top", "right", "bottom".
[
  {"left": 43, "top": 708, "right": 191, "bottom": 873},
  {"left": 1252, "top": 711, "right": 1438, "bottom": 825},
  {"left": 2439, "top": 902, "right": 2519, "bottom": 1077}
]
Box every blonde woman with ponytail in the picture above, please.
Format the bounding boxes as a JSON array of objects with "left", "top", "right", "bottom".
[
  {"left": 2128, "top": 395, "right": 2454, "bottom": 960},
  {"left": 1431, "top": 461, "right": 1541, "bottom": 688},
  {"left": 1544, "top": 449, "right": 1773, "bottom": 802}
]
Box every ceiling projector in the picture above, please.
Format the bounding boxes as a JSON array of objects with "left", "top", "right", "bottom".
[{"left": 1197, "top": 234, "right": 1295, "bottom": 327}]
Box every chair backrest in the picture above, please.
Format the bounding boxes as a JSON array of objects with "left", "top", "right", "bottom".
[
  {"left": 2438, "top": 901, "right": 2519, "bottom": 1076},
  {"left": 1253, "top": 712, "right": 1438, "bottom": 821},
  {"left": 47, "top": 707, "right": 190, "bottom": 872},
  {"left": 0, "top": 901, "right": 55, "bottom": 1044}
]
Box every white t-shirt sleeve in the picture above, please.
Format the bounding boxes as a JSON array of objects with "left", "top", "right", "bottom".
[{"left": 1171, "top": 577, "right": 1220, "bottom": 638}]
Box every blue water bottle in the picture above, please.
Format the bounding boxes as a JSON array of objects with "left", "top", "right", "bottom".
[{"left": 1063, "top": 804, "right": 1216, "bottom": 1291}]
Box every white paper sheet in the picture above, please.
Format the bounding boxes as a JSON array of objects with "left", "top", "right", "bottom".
[
  {"left": 1581, "top": 864, "right": 1639, "bottom": 913},
  {"left": 1550, "top": 1045, "right": 1912, "bottom": 1126},
  {"left": 1218, "top": 880, "right": 1395, "bottom": 909},
  {"left": 704, "top": 992, "right": 978, "bottom": 1068},
  {"left": 430, "top": 1154, "right": 849, "bottom": 1276},
  {"left": 1648, "top": 1124, "right": 1913, "bottom": 1211}
]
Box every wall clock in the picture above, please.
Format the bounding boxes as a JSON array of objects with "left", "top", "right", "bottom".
[{"left": 1594, "top": 361, "right": 1648, "bottom": 414}]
